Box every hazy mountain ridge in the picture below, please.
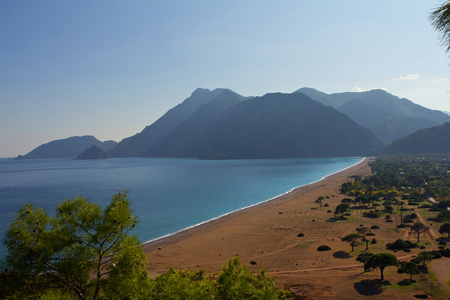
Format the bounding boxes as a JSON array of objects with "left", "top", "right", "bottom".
[
  {"left": 384, "top": 122, "right": 450, "bottom": 154},
  {"left": 109, "top": 88, "right": 238, "bottom": 157},
  {"left": 147, "top": 92, "right": 383, "bottom": 159},
  {"left": 295, "top": 88, "right": 450, "bottom": 143},
  {"left": 145, "top": 89, "right": 248, "bottom": 157},
  {"left": 18, "top": 87, "right": 450, "bottom": 159},
  {"left": 16, "top": 136, "right": 117, "bottom": 159}
]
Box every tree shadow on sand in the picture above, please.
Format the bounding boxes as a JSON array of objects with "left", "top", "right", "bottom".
[
  {"left": 354, "top": 279, "right": 384, "bottom": 295},
  {"left": 333, "top": 251, "right": 351, "bottom": 259}
]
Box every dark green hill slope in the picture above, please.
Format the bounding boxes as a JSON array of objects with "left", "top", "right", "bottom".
[
  {"left": 148, "top": 93, "right": 383, "bottom": 159},
  {"left": 16, "top": 136, "right": 117, "bottom": 159},
  {"left": 384, "top": 122, "right": 450, "bottom": 154}
]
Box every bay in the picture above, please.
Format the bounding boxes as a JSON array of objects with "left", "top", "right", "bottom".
[{"left": 0, "top": 156, "right": 362, "bottom": 257}]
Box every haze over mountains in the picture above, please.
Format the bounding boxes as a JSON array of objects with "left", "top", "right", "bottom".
[
  {"left": 16, "top": 136, "right": 117, "bottom": 159},
  {"left": 384, "top": 121, "right": 450, "bottom": 155},
  {"left": 16, "top": 87, "right": 450, "bottom": 159},
  {"left": 296, "top": 88, "right": 449, "bottom": 143}
]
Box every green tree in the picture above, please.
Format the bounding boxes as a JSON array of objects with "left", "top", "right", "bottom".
[
  {"left": 1, "top": 192, "right": 150, "bottom": 300},
  {"left": 341, "top": 233, "right": 362, "bottom": 252},
  {"left": 415, "top": 251, "right": 433, "bottom": 267},
  {"left": 146, "top": 258, "right": 292, "bottom": 299},
  {"left": 335, "top": 203, "right": 350, "bottom": 220},
  {"left": 341, "top": 198, "right": 354, "bottom": 205},
  {"left": 217, "top": 257, "right": 292, "bottom": 299},
  {"left": 430, "top": 0, "right": 450, "bottom": 56},
  {"left": 355, "top": 196, "right": 366, "bottom": 208},
  {"left": 439, "top": 222, "right": 450, "bottom": 238},
  {"left": 365, "top": 253, "right": 398, "bottom": 281},
  {"left": 409, "top": 222, "right": 430, "bottom": 243},
  {"left": 315, "top": 196, "right": 325, "bottom": 207},
  {"left": 149, "top": 268, "right": 218, "bottom": 299},
  {"left": 356, "top": 226, "right": 371, "bottom": 242},
  {"left": 403, "top": 262, "right": 420, "bottom": 282},
  {"left": 357, "top": 252, "right": 373, "bottom": 272}
]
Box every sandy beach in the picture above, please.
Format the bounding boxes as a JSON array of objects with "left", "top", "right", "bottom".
[{"left": 142, "top": 158, "right": 448, "bottom": 299}]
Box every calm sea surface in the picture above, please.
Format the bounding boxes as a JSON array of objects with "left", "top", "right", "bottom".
[{"left": 0, "top": 157, "right": 362, "bottom": 257}]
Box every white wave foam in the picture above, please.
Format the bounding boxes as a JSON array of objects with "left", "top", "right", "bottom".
[{"left": 142, "top": 157, "right": 365, "bottom": 246}]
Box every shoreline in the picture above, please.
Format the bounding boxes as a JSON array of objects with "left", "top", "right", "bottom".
[
  {"left": 141, "top": 157, "right": 366, "bottom": 248},
  {"left": 142, "top": 158, "right": 373, "bottom": 266},
  {"left": 142, "top": 156, "right": 386, "bottom": 298}
]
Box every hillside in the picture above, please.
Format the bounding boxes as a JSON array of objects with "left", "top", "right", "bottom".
[
  {"left": 384, "top": 122, "right": 450, "bottom": 154},
  {"left": 144, "top": 89, "right": 248, "bottom": 157},
  {"left": 109, "top": 88, "right": 246, "bottom": 157},
  {"left": 147, "top": 92, "right": 383, "bottom": 159},
  {"left": 16, "top": 136, "right": 117, "bottom": 159},
  {"left": 295, "top": 88, "right": 450, "bottom": 143},
  {"left": 77, "top": 145, "right": 109, "bottom": 160}
]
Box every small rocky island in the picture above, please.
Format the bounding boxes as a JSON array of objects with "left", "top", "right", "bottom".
[{"left": 77, "top": 145, "right": 109, "bottom": 160}]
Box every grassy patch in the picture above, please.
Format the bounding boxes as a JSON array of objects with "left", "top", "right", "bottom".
[{"left": 292, "top": 241, "right": 316, "bottom": 250}]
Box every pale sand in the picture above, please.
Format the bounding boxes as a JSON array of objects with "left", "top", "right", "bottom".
[{"left": 142, "top": 158, "right": 448, "bottom": 299}]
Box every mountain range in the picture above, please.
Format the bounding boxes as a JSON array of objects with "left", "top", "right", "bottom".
[
  {"left": 384, "top": 122, "right": 450, "bottom": 155},
  {"left": 295, "top": 88, "right": 449, "bottom": 143},
  {"left": 16, "top": 136, "right": 117, "bottom": 159},
  {"left": 16, "top": 87, "right": 450, "bottom": 159}
]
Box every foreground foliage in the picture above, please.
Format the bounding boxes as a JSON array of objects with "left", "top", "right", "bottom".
[
  {"left": 1, "top": 192, "right": 149, "bottom": 299},
  {"left": 148, "top": 258, "right": 291, "bottom": 299},
  {"left": 1, "top": 193, "right": 291, "bottom": 299}
]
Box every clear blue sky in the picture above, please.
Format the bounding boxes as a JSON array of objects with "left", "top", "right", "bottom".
[{"left": 1, "top": 1, "right": 449, "bottom": 157}]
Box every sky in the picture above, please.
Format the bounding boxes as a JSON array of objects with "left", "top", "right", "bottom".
[{"left": 1, "top": 1, "right": 449, "bottom": 157}]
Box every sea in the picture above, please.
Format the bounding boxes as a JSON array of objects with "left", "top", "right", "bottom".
[{"left": 0, "top": 156, "right": 362, "bottom": 258}]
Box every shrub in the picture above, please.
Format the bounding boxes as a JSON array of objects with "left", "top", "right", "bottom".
[
  {"left": 440, "top": 249, "right": 450, "bottom": 257},
  {"left": 431, "top": 210, "right": 450, "bottom": 222},
  {"left": 324, "top": 203, "right": 329, "bottom": 207},
  {"left": 297, "top": 233, "right": 304, "bottom": 237},
  {"left": 371, "top": 225, "right": 380, "bottom": 229},
  {"left": 317, "top": 245, "right": 331, "bottom": 251},
  {"left": 419, "top": 204, "right": 432, "bottom": 209},
  {"left": 384, "top": 205, "right": 394, "bottom": 212},
  {"left": 386, "top": 239, "right": 416, "bottom": 251},
  {"left": 366, "top": 232, "right": 376, "bottom": 236},
  {"left": 371, "top": 238, "right": 377, "bottom": 244},
  {"left": 363, "top": 211, "right": 380, "bottom": 218},
  {"left": 403, "top": 213, "right": 417, "bottom": 223}
]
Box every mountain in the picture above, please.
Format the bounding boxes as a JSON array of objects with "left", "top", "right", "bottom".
[
  {"left": 16, "top": 136, "right": 117, "bottom": 159},
  {"left": 294, "top": 87, "right": 347, "bottom": 108},
  {"left": 145, "top": 89, "right": 248, "bottom": 157},
  {"left": 384, "top": 122, "right": 450, "bottom": 154},
  {"left": 77, "top": 145, "right": 109, "bottom": 160},
  {"left": 147, "top": 92, "right": 383, "bottom": 159},
  {"left": 294, "top": 88, "right": 450, "bottom": 143},
  {"left": 109, "top": 88, "right": 247, "bottom": 157}
]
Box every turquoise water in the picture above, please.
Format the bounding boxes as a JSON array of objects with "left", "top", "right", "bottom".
[{"left": 0, "top": 157, "right": 362, "bottom": 257}]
